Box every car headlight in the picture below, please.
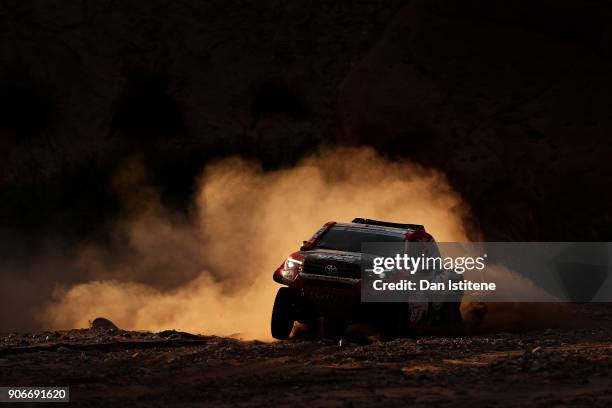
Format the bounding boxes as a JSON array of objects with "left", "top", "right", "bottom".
[{"left": 282, "top": 257, "right": 303, "bottom": 280}]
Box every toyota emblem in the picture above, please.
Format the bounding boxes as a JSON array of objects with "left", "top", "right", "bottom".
[{"left": 325, "top": 264, "right": 338, "bottom": 274}]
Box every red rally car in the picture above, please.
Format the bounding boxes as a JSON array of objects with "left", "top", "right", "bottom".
[{"left": 271, "top": 218, "right": 463, "bottom": 340}]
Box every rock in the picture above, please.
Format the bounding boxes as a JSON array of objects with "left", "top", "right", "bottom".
[
  {"left": 157, "top": 330, "right": 201, "bottom": 340},
  {"left": 531, "top": 346, "right": 543, "bottom": 354},
  {"left": 90, "top": 317, "right": 119, "bottom": 331}
]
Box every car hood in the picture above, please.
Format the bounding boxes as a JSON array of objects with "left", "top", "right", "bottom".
[{"left": 299, "top": 248, "right": 362, "bottom": 265}]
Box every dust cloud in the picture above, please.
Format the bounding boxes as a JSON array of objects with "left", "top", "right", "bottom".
[
  {"left": 461, "top": 265, "right": 571, "bottom": 333},
  {"left": 45, "top": 147, "right": 469, "bottom": 339}
]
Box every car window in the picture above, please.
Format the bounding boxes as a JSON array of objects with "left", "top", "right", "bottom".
[{"left": 313, "top": 226, "right": 404, "bottom": 253}]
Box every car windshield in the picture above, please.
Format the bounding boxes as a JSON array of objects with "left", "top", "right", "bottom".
[{"left": 313, "top": 226, "right": 404, "bottom": 253}]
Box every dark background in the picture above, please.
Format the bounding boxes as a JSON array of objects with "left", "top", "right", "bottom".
[
  {"left": 1, "top": 3, "right": 612, "bottom": 402},
  {"left": 0, "top": 0, "right": 611, "bottom": 255}
]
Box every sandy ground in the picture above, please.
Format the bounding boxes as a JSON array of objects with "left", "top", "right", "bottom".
[{"left": 2, "top": 304, "right": 612, "bottom": 407}]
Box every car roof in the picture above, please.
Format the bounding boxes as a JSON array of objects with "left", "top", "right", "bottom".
[{"left": 333, "top": 222, "right": 416, "bottom": 236}]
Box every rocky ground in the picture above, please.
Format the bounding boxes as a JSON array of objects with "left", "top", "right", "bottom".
[{"left": 2, "top": 305, "right": 612, "bottom": 407}]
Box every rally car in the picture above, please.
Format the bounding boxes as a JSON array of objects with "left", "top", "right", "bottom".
[{"left": 271, "top": 218, "right": 463, "bottom": 340}]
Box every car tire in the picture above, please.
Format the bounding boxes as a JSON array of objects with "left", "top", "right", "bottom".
[
  {"left": 378, "top": 303, "right": 408, "bottom": 341},
  {"left": 438, "top": 302, "right": 462, "bottom": 328},
  {"left": 271, "top": 288, "right": 296, "bottom": 340},
  {"left": 323, "top": 318, "right": 346, "bottom": 340}
]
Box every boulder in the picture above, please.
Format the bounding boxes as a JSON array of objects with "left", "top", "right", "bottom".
[{"left": 90, "top": 317, "right": 119, "bottom": 331}]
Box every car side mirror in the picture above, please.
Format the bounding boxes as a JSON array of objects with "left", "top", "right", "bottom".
[{"left": 300, "top": 241, "right": 312, "bottom": 251}]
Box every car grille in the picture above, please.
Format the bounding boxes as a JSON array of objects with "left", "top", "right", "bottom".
[{"left": 302, "top": 258, "right": 362, "bottom": 280}]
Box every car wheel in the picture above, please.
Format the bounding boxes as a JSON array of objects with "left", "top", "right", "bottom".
[
  {"left": 377, "top": 303, "right": 408, "bottom": 341},
  {"left": 323, "top": 318, "right": 346, "bottom": 340},
  {"left": 271, "top": 288, "right": 296, "bottom": 340},
  {"left": 438, "top": 302, "right": 462, "bottom": 327}
]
